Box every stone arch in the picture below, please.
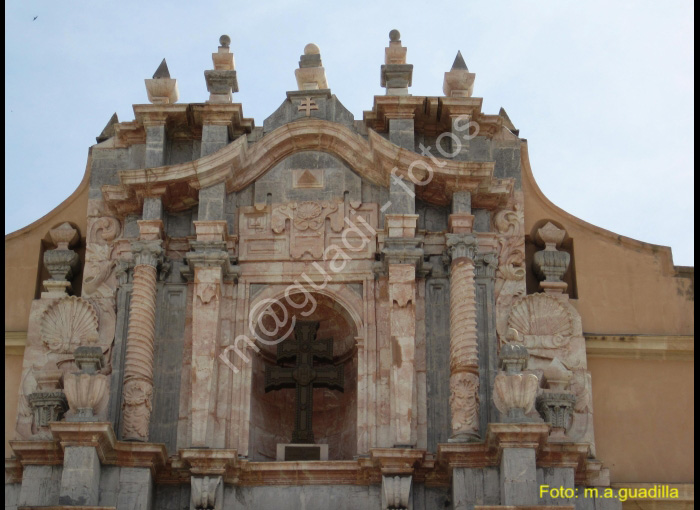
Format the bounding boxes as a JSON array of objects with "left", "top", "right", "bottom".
[{"left": 246, "top": 284, "right": 365, "bottom": 461}]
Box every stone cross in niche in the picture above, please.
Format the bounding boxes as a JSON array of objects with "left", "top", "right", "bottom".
[{"left": 264, "top": 321, "right": 344, "bottom": 443}]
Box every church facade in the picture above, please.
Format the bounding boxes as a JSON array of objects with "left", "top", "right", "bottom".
[{"left": 5, "top": 31, "right": 693, "bottom": 510}]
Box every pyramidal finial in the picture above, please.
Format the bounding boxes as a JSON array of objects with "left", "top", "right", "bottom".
[
  {"left": 499, "top": 107, "right": 518, "bottom": 134},
  {"left": 96, "top": 112, "right": 119, "bottom": 143},
  {"left": 452, "top": 51, "right": 468, "bottom": 71},
  {"left": 153, "top": 58, "right": 170, "bottom": 79}
]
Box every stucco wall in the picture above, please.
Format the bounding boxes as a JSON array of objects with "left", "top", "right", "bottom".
[
  {"left": 5, "top": 154, "right": 91, "bottom": 333},
  {"left": 588, "top": 357, "right": 694, "bottom": 483},
  {"left": 521, "top": 142, "right": 693, "bottom": 336}
]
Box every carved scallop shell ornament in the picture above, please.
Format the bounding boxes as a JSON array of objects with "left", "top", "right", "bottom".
[
  {"left": 40, "top": 296, "right": 98, "bottom": 354},
  {"left": 507, "top": 294, "right": 574, "bottom": 349}
]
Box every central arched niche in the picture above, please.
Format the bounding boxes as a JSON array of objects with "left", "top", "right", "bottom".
[{"left": 249, "top": 292, "right": 358, "bottom": 461}]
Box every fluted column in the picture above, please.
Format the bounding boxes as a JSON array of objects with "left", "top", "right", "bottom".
[
  {"left": 446, "top": 233, "right": 480, "bottom": 442},
  {"left": 121, "top": 229, "right": 163, "bottom": 441}
]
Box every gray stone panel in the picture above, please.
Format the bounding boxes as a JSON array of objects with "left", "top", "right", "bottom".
[
  {"left": 452, "top": 191, "right": 471, "bottom": 214},
  {"left": 145, "top": 125, "right": 166, "bottom": 169},
  {"left": 89, "top": 147, "right": 130, "bottom": 198},
  {"left": 417, "top": 200, "right": 449, "bottom": 232},
  {"left": 492, "top": 145, "right": 522, "bottom": 190},
  {"left": 59, "top": 446, "right": 101, "bottom": 506},
  {"left": 252, "top": 151, "right": 361, "bottom": 205},
  {"left": 425, "top": 271, "right": 451, "bottom": 451},
  {"left": 201, "top": 124, "right": 229, "bottom": 158},
  {"left": 143, "top": 197, "right": 163, "bottom": 221},
  {"left": 389, "top": 176, "right": 415, "bottom": 215},
  {"left": 227, "top": 484, "right": 381, "bottom": 510},
  {"left": 164, "top": 208, "right": 197, "bottom": 238},
  {"left": 154, "top": 483, "right": 190, "bottom": 510},
  {"left": 468, "top": 136, "right": 491, "bottom": 162},
  {"left": 124, "top": 214, "right": 141, "bottom": 238},
  {"left": 149, "top": 283, "right": 188, "bottom": 454},
  {"left": 538, "top": 467, "right": 575, "bottom": 506},
  {"left": 389, "top": 118, "right": 415, "bottom": 151},
  {"left": 99, "top": 466, "right": 120, "bottom": 507},
  {"left": 128, "top": 144, "right": 146, "bottom": 170},
  {"left": 414, "top": 484, "right": 452, "bottom": 510},
  {"left": 5, "top": 483, "right": 21, "bottom": 510},
  {"left": 225, "top": 191, "right": 238, "bottom": 235},
  {"left": 473, "top": 209, "right": 491, "bottom": 233},
  {"left": 262, "top": 94, "right": 355, "bottom": 133},
  {"left": 574, "top": 488, "right": 622, "bottom": 510},
  {"left": 118, "top": 467, "right": 153, "bottom": 510},
  {"left": 168, "top": 140, "right": 198, "bottom": 165},
  {"left": 18, "top": 465, "right": 62, "bottom": 507},
  {"left": 109, "top": 285, "right": 131, "bottom": 438},
  {"left": 452, "top": 467, "right": 500, "bottom": 510},
  {"left": 500, "top": 448, "right": 537, "bottom": 505},
  {"left": 475, "top": 267, "right": 498, "bottom": 436},
  {"left": 199, "top": 182, "right": 226, "bottom": 221}
]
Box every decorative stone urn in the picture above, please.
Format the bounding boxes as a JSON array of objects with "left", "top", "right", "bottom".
[
  {"left": 64, "top": 336, "right": 108, "bottom": 421},
  {"left": 533, "top": 222, "right": 570, "bottom": 293},
  {"left": 43, "top": 222, "right": 80, "bottom": 294},
  {"left": 493, "top": 329, "right": 539, "bottom": 422}
]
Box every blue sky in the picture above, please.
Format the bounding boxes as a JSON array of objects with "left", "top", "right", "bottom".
[{"left": 5, "top": 1, "right": 694, "bottom": 265}]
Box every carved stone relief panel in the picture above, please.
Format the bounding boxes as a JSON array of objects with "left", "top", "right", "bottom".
[{"left": 238, "top": 200, "right": 378, "bottom": 261}]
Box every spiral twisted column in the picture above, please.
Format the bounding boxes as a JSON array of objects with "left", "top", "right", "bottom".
[
  {"left": 446, "top": 233, "right": 480, "bottom": 441},
  {"left": 122, "top": 240, "right": 162, "bottom": 441}
]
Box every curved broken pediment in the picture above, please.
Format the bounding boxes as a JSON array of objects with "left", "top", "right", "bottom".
[{"left": 102, "top": 118, "right": 513, "bottom": 214}]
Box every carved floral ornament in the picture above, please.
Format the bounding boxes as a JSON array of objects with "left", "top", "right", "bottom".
[{"left": 40, "top": 296, "right": 99, "bottom": 354}]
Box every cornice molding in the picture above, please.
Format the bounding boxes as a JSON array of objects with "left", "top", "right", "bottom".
[
  {"left": 5, "top": 331, "right": 27, "bottom": 356},
  {"left": 585, "top": 334, "right": 694, "bottom": 361}
]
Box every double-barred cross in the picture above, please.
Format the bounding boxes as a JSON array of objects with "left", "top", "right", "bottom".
[{"left": 264, "top": 321, "right": 344, "bottom": 443}]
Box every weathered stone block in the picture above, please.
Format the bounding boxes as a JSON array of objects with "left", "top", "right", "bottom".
[
  {"left": 500, "top": 447, "right": 537, "bottom": 505},
  {"left": 58, "top": 445, "right": 101, "bottom": 506},
  {"left": 118, "top": 467, "right": 153, "bottom": 510},
  {"left": 18, "top": 465, "right": 62, "bottom": 507}
]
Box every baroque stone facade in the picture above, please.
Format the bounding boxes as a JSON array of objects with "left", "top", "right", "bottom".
[{"left": 8, "top": 29, "right": 693, "bottom": 510}]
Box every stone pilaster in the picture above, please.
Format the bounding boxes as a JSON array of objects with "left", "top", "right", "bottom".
[
  {"left": 143, "top": 113, "right": 167, "bottom": 168},
  {"left": 388, "top": 263, "right": 417, "bottom": 446},
  {"left": 446, "top": 232, "right": 480, "bottom": 442},
  {"left": 383, "top": 214, "right": 422, "bottom": 447},
  {"left": 121, "top": 217, "right": 163, "bottom": 441},
  {"left": 185, "top": 221, "right": 235, "bottom": 447}
]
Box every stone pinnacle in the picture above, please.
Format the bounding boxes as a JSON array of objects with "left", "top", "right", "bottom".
[
  {"left": 152, "top": 58, "right": 171, "bottom": 79},
  {"left": 452, "top": 51, "right": 468, "bottom": 71}
]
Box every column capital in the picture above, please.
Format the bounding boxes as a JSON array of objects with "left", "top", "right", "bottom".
[
  {"left": 130, "top": 240, "right": 163, "bottom": 268},
  {"left": 446, "top": 233, "right": 478, "bottom": 261}
]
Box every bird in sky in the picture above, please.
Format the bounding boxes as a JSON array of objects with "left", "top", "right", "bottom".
[{"left": 33, "top": 16, "right": 38, "bottom": 21}]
